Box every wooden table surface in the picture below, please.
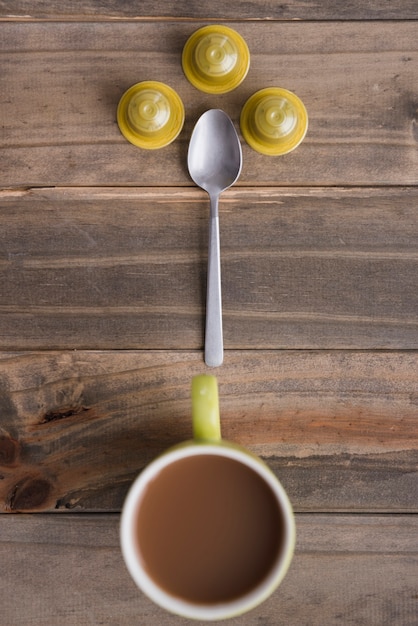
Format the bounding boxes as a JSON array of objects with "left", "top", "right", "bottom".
[{"left": 1, "top": 3, "right": 418, "bottom": 625}]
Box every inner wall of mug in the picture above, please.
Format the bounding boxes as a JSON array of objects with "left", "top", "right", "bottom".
[{"left": 120, "top": 444, "right": 295, "bottom": 621}]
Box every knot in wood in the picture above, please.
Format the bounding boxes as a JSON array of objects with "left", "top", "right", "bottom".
[
  {"left": 0, "top": 435, "right": 20, "bottom": 467},
  {"left": 6, "top": 476, "right": 53, "bottom": 511}
]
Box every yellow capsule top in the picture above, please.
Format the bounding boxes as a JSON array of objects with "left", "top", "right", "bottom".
[
  {"left": 117, "top": 81, "right": 185, "bottom": 149},
  {"left": 240, "top": 87, "right": 308, "bottom": 156},
  {"left": 182, "top": 25, "right": 250, "bottom": 94}
]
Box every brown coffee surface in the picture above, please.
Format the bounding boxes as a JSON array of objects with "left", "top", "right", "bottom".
[{"left": 135, "top": 453, "right": 283, "bottom": 604}]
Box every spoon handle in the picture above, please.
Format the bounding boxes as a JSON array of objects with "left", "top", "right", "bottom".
[{"left": 205, "top": 195, "right": 223, "bottom": 367}]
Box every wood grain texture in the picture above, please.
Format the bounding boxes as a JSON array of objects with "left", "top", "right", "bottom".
[
  {"left": 1, "top": 8, "right": 417, "bottom": 626},
  {"left": 1, "top": 21, "right": 418, "bottom": 186},
  {"left": 1, "top": 513, "right": 417, "bottom": 625},
  {"left": 1, "top": 0, "right": 418, "bottom": 20},
  {"left": 0, "top": 350, "right": 417, "bottom": 512},
  {"left": 0, "top": 186, "right": 417, "bottom": 350}
]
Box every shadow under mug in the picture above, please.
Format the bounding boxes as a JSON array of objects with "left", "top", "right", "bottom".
[{"left": 120, "top": 375, "right": 295, "bottom": 621}]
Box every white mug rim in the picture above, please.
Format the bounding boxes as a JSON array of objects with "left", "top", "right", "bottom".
[{"left": 120, "top": 443, "right": 295, "bottom": 621}]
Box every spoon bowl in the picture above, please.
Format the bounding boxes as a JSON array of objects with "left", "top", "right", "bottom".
[{"left": 188, "top": 109, "right": 242, "bottom": 367}]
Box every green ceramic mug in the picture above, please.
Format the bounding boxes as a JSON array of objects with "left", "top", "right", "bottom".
[{"left": 120, "top": 375, "right": 295, "bottom": 621}]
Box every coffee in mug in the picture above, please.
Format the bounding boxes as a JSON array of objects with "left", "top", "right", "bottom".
[{"left": 121, "top": 375, "right": 295, "bottom": 620}]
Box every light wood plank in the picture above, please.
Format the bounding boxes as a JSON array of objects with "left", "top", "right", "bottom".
[
  {"left": 1, "top": 1, "right": 418, "bottom": 20},
  {"left": 0, "top": 349, "right": 417, "bottom": 512},
  {"left": 0, "top": 187, "right": 417, "bottom": 350},
  {"left": 1, "top": 513, "right": 417, "bottom": 625},
  {"left": 1, "top": 22, "right": 418, "bottom": 186}
]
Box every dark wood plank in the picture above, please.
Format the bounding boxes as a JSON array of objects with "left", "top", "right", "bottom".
[
  {"left": 1, "top": 22, "right": 418, "bottom": 186},
  {"left": 1, "top": 513, "right": 417, "bottom": 625},
  {"left": 1, "top": 350, "right": 417, "bottom": 512},
  {"left": 1, "top": 0, "right": 418, "bottom": 20},
  {"left": 0, "top": 187, "right": 417, "bottom": 350}
]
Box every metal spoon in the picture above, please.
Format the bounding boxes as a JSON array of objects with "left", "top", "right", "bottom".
[{"left": 188, "top": 109, "right": 242, "bottom": 367}]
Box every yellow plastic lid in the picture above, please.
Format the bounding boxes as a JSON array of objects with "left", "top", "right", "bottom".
[
  {"left": 240, "top": 87, "right": 308, "bottom": 156},
  {"left": 182, "top": 25, "right": 250, "bottom": 94},
  {"left": 117, "top": 81, "right": 185, "bottom": 149}
]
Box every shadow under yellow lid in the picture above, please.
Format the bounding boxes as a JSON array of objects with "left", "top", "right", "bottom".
[
  {"left": 240, "top": 87, "right": 308, "bottom": 156},
  {"left": 117, "top": 81, "right": 185, "bottom": 149},
  {"left": 182, "top": 25, "right": 250, "bottom": 94}
]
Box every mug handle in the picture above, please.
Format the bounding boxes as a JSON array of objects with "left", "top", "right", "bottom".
[{"left": 191, "top": 375, "right": 221, "bottom": 441}]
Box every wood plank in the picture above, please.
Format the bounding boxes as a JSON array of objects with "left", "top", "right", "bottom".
[
  {"left": 1, "top": 21, "right": 418, "bottom": 186},
  {"left": 1, "top": 1, "right": 418, "bottom": 21},
  {"left": 1, "top": 513, "right": 417, "bottom": 625},
  {"left": 0, "top": 187, "right": 417, "bottom": 350},
  {"left": 1, "top": 349, "right": 417, "bottom": 512}
]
